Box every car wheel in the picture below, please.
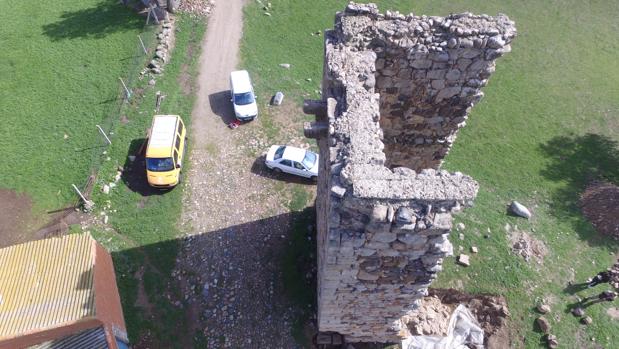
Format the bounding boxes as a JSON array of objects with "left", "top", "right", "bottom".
[{"left": 273, "top": 168, "right": 282, "bottom": 174}]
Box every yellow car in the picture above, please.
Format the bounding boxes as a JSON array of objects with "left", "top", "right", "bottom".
[{"left": 145, "top": 115, "right": 187, "bottom": 188}]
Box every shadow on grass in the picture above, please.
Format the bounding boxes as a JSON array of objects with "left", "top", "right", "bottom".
[
  {"left": 111, "top": 208, "right": 317, "bottom": 347},
  {"left": 539, "top": 133, "right": 619, "bottom": 247},
  {"left": 121, "top": 138, "right": 171, "bottom": 196},
  {"left": 42, "top": 0, "right": 143, "bottom": 41}
]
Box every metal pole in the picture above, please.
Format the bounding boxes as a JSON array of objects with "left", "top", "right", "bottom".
[
  {"left": 146, "top": 7, "right": 151, "bottom": 25},
  {"left": 155, "top": 91, "right": 165, "bottom": 112},
  {"left": 119, "top": 77, "right": 131, "bottom": 100},
  {"left": 151, "top": 6, "right": 160, "bottom": 24},
  {"left": 138, "top": 35, "right": 148, "bottom": 55},
  {"left": 72, "top": 184, "right": 88, "bottom": 203},
  {"left": 96, "top": 125, "right": 112, "bottom": 145},
  {"left": 72, "top": 184, "right": 95, "bottom": 211}
]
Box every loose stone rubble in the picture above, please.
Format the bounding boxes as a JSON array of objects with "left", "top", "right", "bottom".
[
  {"left": 178, "top": 0, "right": 215, "bottom": 17},
  {"left": 303, "top": 3, "right": 515, "bottom": 342},
  {"left": 144, "top": 20, "right": 176, "bottom": 76}
]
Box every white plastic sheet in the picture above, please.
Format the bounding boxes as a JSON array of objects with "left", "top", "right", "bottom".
[{"left": 402, "top": 304, "right": 484, "bottom": 349}]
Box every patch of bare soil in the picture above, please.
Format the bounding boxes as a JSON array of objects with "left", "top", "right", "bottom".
[
  {"left": 508, "top": 228, "right": 548, "bottom": 264},
  {"left": 403, "top": 295, "right": 453, "bottom": 336},
  {"left": 134, "top": 266, "right": 155, "bottom": 316},
  {"left": 0, "top": 189, "right": 35, "bottom": 247},
  {"left": 34, "top": 210, "right": 83, "bottom": 239},
  {"left": 580, "top": 181, "right": 619, "bottom": 239},
  {"left": 426, "top": 289, "right": 511, "bottom": 349},
  {"left": 607, "top": 307, "right": 619, "bottom": 320}
]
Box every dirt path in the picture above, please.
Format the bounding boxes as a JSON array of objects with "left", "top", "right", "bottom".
[{"left": 176, "top": 1, "right": 308, "bottom": 348}]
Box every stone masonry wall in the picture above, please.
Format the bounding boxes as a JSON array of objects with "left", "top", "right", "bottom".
[
  {"left": 335, "top": 3, "right": 516, "bottom": 170},
  {"left": 303, "top": 3, "right": 515, "bottom": 343}
]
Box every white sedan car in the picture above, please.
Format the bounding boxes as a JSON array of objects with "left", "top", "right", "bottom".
[{"left": 265, "top": 145, "right": 319, "bottom": 180}]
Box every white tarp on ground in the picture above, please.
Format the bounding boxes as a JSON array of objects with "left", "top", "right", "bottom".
[{"left": 402, "top": 304, "right": 484, "bottom": 349}]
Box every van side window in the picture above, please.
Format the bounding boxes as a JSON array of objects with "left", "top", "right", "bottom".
[
  {"left": 175, "top": 135, "right": 181, "bottom": 150},
  {"left": 177, "top": 120, "right": 184, "bottom": 136},
  {"left": 174, "top": 150, "right": 179, "bottom": 165}
]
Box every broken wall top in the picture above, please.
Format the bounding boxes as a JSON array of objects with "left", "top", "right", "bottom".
[{"left": 320, "top": 2, "right": 517, "bottom": 203}]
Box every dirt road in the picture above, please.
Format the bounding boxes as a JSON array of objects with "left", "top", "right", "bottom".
[{"left": 177, "top": 1, "right": 309, "bottom": 347}]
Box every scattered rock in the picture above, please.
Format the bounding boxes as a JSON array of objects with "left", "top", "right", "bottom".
[
  {"left": 458, "top": 233, "right": 464, "bottom": 240},
  {"left": 178, "top": 0, "right": 214, "bottom": 16},
  {"left": 148, "top": 79, "right": 156, "bottom": 86},
  {"left": 509, "top": 230, "right": 547, "bottom": 263},
  {"left": 279, "top": 63, "right": 291, "bottom": 69},
  {"left": 457, "top": 254, "right": 470, "bottom": 267},
  {"left": 509, "top": 201, "right": 532, "bottom": 219},
  {"left": 536, "top": 316, "right": 550, "bottom": 333},
  {"left": 102, "top": 185, "right": 110, "bottom": 195},
  {"left": 547, "top": 334, "right": 559, "bottom": 348},
  {"left": 63, "top": 134, "right": 69, "bottom": 139},
  {"left": 456, "top": 222, "right": 465, "bottom": 231},
  {"left": 470, "top": 246, "right": 478, "bottom": 254},
  {"left": 572, "top": 307, "right": 585, "bottom": 317},
  {"left": 537, "top": 304, "right": 551, "bottom": 314},
  {"left": 581, "top": 316, "right": 593, "bottom": 325}
]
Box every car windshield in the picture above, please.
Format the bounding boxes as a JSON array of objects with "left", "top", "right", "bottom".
[
  {"left": 147, "top": 157, "right": 174, "bottom": 172},
  {"left": 274, "top": 146, "right": 285, "bottom": 160},
  {"left": 234, "top": 92, "right": 254, "bottom": 106},
  {"left": 302, "top": 151, "right": 317, "bottom": 169}
]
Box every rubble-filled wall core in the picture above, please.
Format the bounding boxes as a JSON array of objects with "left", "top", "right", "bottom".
[{"left": 303, "top": 3, "right": 515, "bottom": 343}]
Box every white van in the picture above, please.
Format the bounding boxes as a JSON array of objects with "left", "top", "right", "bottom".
[{"left": 230, "top": 70, "right": 258, "bottom": 121}]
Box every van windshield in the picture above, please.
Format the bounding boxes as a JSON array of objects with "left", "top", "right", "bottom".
[
  {"left": 234, "top": 92, "right": 255, "bottom": 106},
  {"left": 147, "top": 157, "right": 174, "bottom": 172}
]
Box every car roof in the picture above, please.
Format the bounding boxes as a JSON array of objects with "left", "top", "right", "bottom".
[
  {"left": 230, "top": 70, "right": 252, "bottom": 93},
  {"left": 282, "top": 146, "right": 306, "bottom": 162},
  {"left": 146, "top": 115, "right": 179, "bottom": 158}
]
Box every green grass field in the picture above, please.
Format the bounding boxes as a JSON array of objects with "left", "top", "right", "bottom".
[
  {"left": 0, "top": 0, "right": 145, "bottom": 216},
  {"left": 241, "top": 1, "right": 619, "bottom": 347},
  {"left": 89, "top": 14, "right": 206, "bottom": 347}
]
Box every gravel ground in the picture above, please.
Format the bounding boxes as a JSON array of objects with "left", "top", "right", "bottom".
[{"left": 172, "top": 0, "right": 314, "bottom": 347}]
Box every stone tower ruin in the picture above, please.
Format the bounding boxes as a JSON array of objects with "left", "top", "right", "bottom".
[{"left": 303, "top": 3, "right": 516, "bottom": 343}]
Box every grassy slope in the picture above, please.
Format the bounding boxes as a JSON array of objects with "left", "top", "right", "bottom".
[
  {"left": 90, "top": 14, "right": 206, "bottom": 347},
  {"left": 0, "top": 0, "right": 143, "bottom": 213},
  {"left": 241, "top": 1, "right": 619, "bottom": 348}
]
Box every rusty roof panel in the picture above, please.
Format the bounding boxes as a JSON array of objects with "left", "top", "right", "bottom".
[{"left": 0, "top": 234, "right": 96, "bottom": 340}]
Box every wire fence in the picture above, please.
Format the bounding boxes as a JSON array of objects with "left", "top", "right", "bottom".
[{"left": 74, "top": 14, "right": 160, "bottom": 207}]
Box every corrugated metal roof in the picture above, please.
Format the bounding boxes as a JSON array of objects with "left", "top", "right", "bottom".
[
  {"left": 28, "top": 326, "right": 108, "bottom": 349},
  {"left": 0, "top": 234, "right": 96, "bottom": 340}
]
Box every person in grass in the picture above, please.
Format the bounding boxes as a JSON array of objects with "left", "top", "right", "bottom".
[
  {"left": 580, "top": 290, "right": 618, "bottom": 308},
  {"left": 587, "top": 269, "right": 612, "bottom": 288}
]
